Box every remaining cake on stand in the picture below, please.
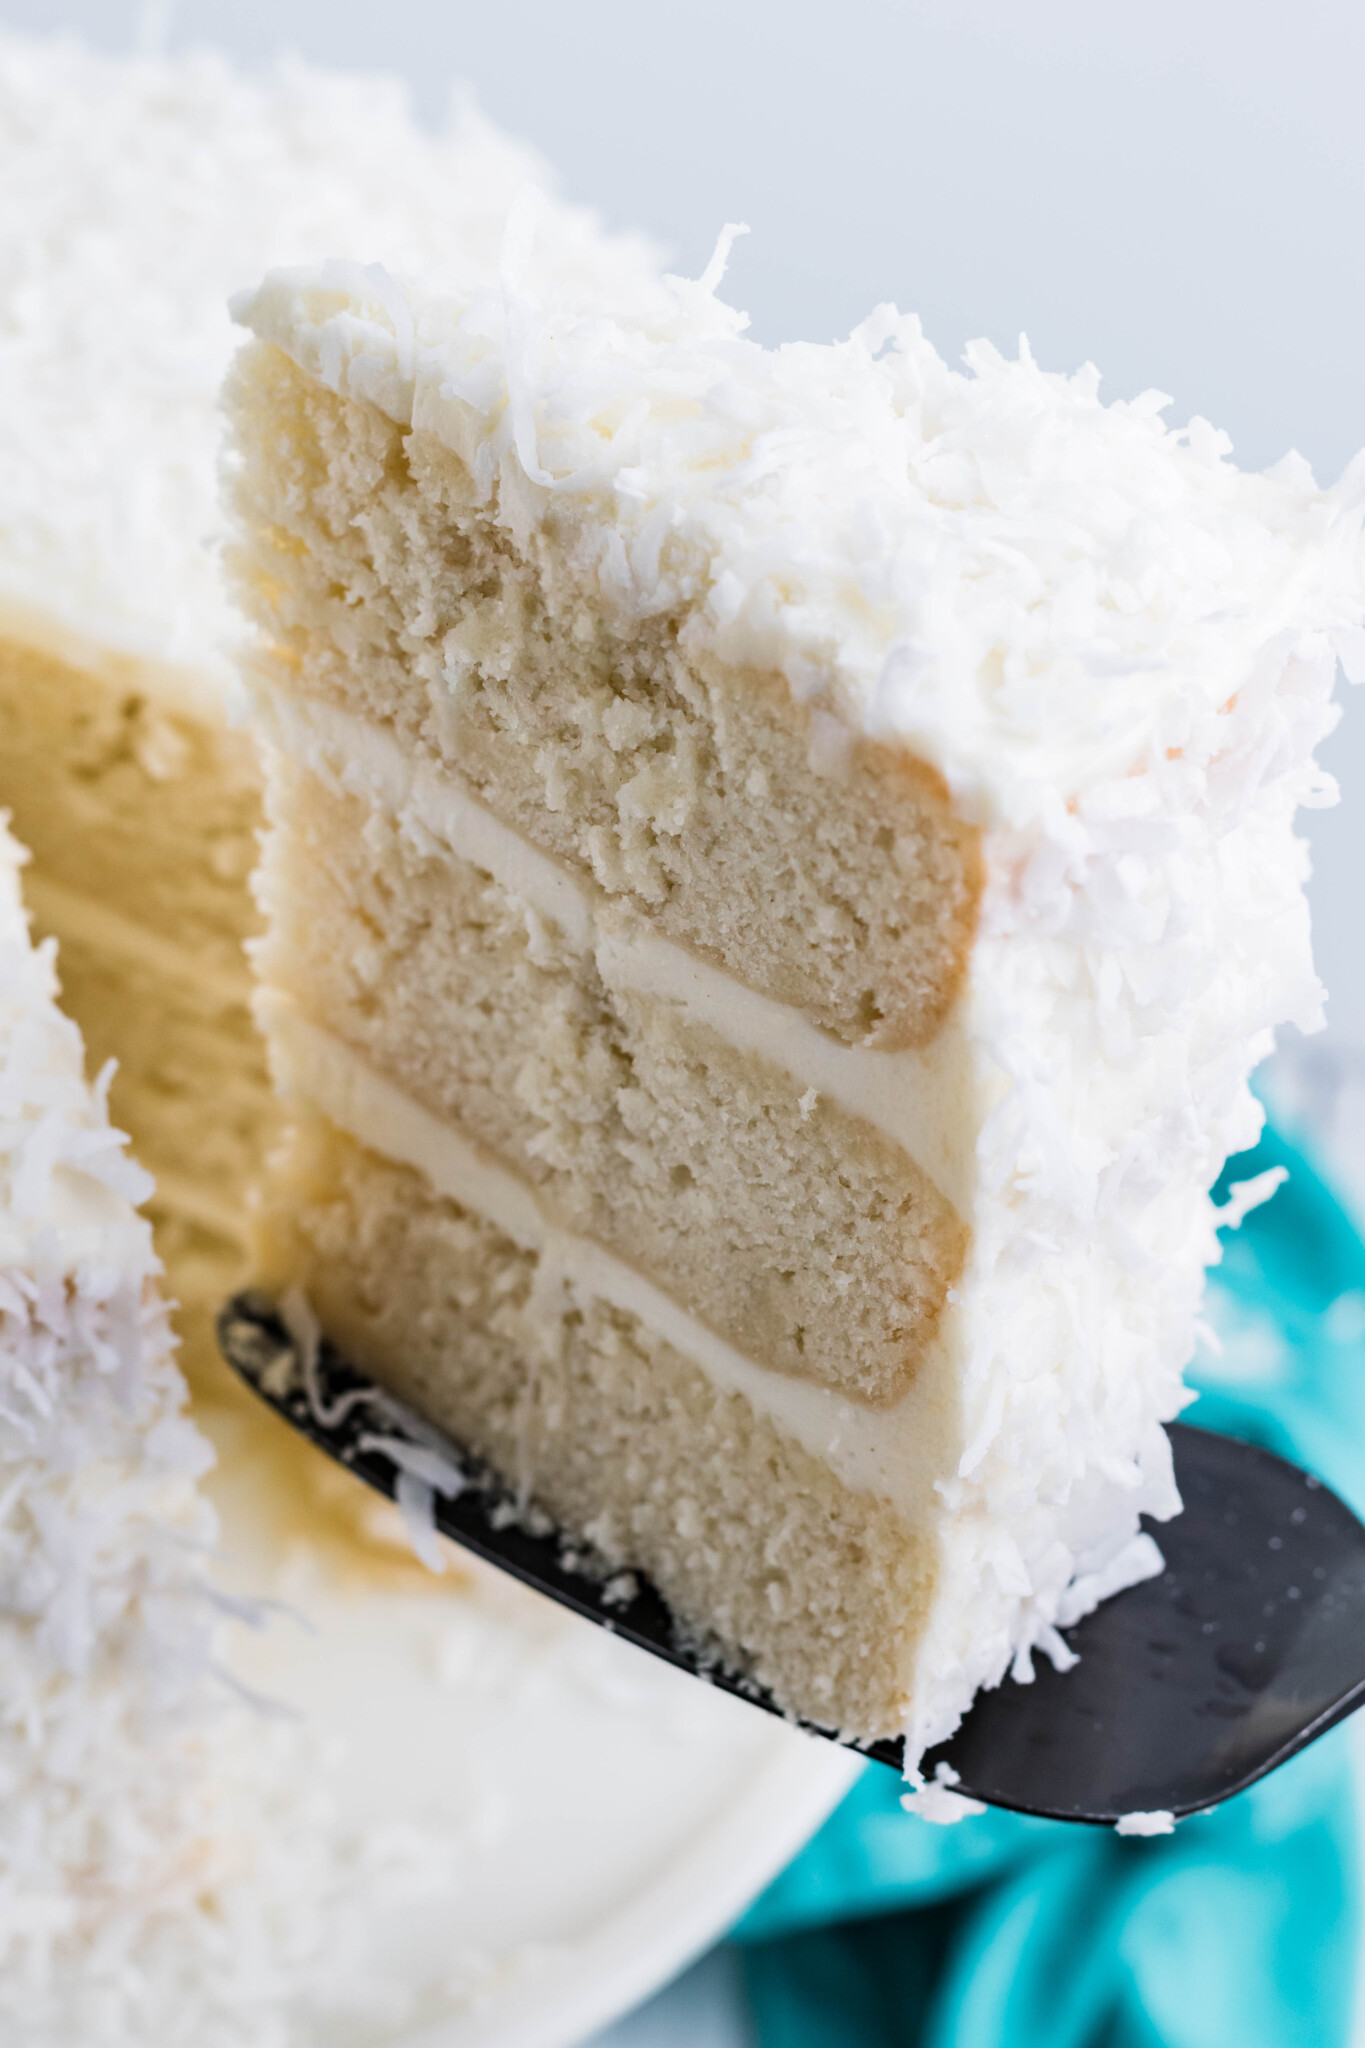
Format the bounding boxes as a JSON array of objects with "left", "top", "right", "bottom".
[
  {"left": 225, "top": 251, "right": 1365, "bottom": 1770},
  {"left": 0, "top": 820, "right": 340, "bottom": 2037}
]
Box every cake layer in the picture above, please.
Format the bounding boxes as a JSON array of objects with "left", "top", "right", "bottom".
[
  {"left": 0, "top": 636, "right": 259, "bottom": 966},
  {"left": 230, "top": 345, "right": 982, "bottom": 1053},
  {"left": 256, "top": 1108, "right": 937, "bottom": 1738},
  {"left": 257, "top": 753, "right": 965, "bottom": 1404}
]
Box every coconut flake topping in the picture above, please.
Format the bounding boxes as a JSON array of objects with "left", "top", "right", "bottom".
[{"left": 236, "top": 244, "right": 1365, "bottom": 824}]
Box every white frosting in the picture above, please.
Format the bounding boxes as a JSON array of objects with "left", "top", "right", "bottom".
[
  {"left": 262, "top": 690, "right": 982, "bottom": 1208},
  {"left": 235, "top": 162, "right": 1365, "bottom": 1772},
  {"left": 236, "top": 254, "right": 1365, "bottom": 823},
  {"left": 260, "top": 990, "right": 952, "bottom": 1519},
  {"left": 0, "top": 31, "right": 664, "bottom": 712}
]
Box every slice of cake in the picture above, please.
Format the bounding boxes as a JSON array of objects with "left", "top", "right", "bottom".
[
  {"left": 0, "top": 30, "right": 662, "bottom": 1392},
  {"left": 226, "top": 256, "right": 1365, "bottom": 1763}
]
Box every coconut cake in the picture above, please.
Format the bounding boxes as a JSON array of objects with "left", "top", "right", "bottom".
[{"left": 225, "top": 247, "right": 1365, "bottom": 1767}]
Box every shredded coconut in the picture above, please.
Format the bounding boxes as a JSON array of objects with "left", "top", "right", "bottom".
[
  {"left": 901, "top": 1761, "right": 988, "bottom": 1825},
  {"left": 1216, "top": 1166, "right": 1290, "bottom": 1231},
  {"left": 1115, "top": 1809, "right": 1177, "bottom": 1836}
]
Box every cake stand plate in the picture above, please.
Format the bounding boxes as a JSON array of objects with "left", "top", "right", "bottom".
[{"left": 203, "top": 1384, "right": 860, "bottom": 2048}]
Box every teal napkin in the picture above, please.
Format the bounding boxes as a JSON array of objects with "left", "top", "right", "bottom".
[{"left": 732, "top": 1122, "right": 1365, "bottom": 2048}]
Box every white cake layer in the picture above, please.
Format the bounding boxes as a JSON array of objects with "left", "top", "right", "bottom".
[{"left": 0, "top": 31, "right": 665, "bottom": 713}]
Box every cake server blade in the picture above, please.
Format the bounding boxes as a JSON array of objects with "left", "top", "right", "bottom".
[{"left": 217, "top": 1291, "right": 1365, "bottom": 1825}]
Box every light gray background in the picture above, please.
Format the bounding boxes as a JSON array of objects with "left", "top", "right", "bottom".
[
  {"left": 6, "top": 4, "right": 1363, "bottom": 2035},
  {"left": 8, "top": 0, "right": 1364, "bottom": 1048}
]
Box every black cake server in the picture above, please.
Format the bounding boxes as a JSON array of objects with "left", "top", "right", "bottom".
[{"left": 218, "top": 1290, "right": 1365, "bottom": 1825}]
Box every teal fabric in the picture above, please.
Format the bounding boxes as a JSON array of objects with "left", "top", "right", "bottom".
[{"left": 732, "top": 1125, "right": 1365, "bottom": 2047}]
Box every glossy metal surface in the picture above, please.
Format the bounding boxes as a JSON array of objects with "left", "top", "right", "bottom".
[{"left": 219, "top": 1292, "right": 1365, "bottom": 1823}]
